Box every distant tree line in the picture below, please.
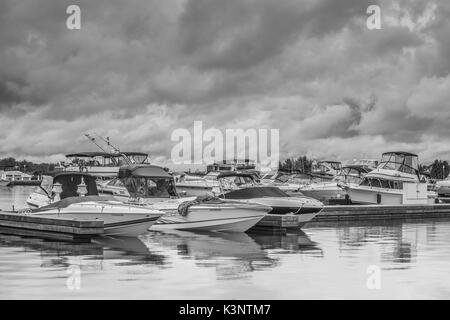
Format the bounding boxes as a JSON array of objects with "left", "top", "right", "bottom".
[
  {"left": 278, "top": 156, "right": 313, "bottom": 173},
  {"left": 0, "top": 157, "right": 56, "bottom": 175}
]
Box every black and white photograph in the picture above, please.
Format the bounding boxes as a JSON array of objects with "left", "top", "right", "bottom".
[{"left": 1, "top": 0, "right": 450, "bottom": 304}]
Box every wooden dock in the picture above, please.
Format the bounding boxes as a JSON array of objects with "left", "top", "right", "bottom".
[
  {"left": 312, "top": 203, "right": 450, "bottom": 222},
  {"left": 0, "top": 212, "right": 104, "bottom": 242},
  {"left": 250, "top": 204, "right": 450, "bottom": 232}
]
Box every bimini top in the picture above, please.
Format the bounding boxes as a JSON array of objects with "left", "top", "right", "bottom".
[
  {"left": 217, "top": 171, "right": 256, "bottom": 179},
  {"left": 382, "top": 151, "right": 418, "bottom": 157},
  {"left": 66, "top": 151, "right": 148, "bottom": 158},
  {"left": 118, "top": 165, "right": 172, "bottom": 179}
]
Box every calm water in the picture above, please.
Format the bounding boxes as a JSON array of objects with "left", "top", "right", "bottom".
[{"left": 1, "top": 186, "right": 450, "bottom": 299}]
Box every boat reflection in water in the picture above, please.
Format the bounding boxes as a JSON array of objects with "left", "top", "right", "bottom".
[
  {"left": 0, "top": 233, "right": 166, "bottom": 270},
  {"left": 141, "top": 230, "right": 278, "bottom": 279}
]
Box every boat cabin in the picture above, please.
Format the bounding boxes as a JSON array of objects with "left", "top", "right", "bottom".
[
  {"left": 118, "top": 165, "right": 178, "bottom": 198},
  {"left": 358, "top": 152, "right": 421, "bottom": 189}
]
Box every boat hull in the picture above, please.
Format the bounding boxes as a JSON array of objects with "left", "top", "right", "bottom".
[
  {"left": 345, "top": 184, "right": 429, "bottom": 205},
  {"left": 152, "top": 215, "right": 265, "bottom": 232},
  {"left": 151, "top": 203, "right": 269, "bottom": 232}
]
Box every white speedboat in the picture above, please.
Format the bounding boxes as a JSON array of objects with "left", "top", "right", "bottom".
[
  {"left": 117, "top": 165, "right": 271, "bottom": 232},
  {"left": 214, "top": 172, "right": 323, "bottom": 226},
  {"left": 25, "top": 172, "right": 163, "bottom": 237},
  {"left": 342, "top": 151, "right": 431, "bottom": 205},
  {"left": 300, "top": 165, "right": 372, "bottom": 203}
]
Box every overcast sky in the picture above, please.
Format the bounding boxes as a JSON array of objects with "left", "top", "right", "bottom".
[{"left": 1, "top": 0, "right": 450, "bottom": 168}]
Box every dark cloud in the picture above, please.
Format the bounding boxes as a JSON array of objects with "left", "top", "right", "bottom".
[{"left": 1, "top": 0, "right": 450, "bottom": 164}]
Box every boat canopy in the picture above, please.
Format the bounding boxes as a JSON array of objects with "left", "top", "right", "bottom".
[
  {"left": 52, "top": 172, "right": 99, "bottom": 199},
  {"left": 118, "top": 165, "right": 172, "bottom": 178},
  {"left": 66, "top": 151, "right": 148, "bottom": 158},
  {"left": 224, "top": 186, "right": 289, "bottom": 199},
  {"left": 118, "top": 165, "right": 177, "bottom": 198},
  {"left": 217, "top": 172, "right": 256, "bottom": 179},
  {"left": 66, "top": 152, "right": 114, "bottom": 158},
  {"left": 378, "top": 151, "right": 419, "bottom": 174}
]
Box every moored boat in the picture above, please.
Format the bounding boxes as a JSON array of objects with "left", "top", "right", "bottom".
[
  {"left": 117, "top": 165, "right": 271, "bottom": 232},
  {"left": 342, "top": 151, "right": 432, "bottom": 205},
  {"left": 213, "top": 172, "right": 323, "bottom": 226},
  {"left": 25, "top": 172, "right": 163, "bottom": 237},
  {"left": 299, "top": 165, "right": 372, "bottom": 204}
]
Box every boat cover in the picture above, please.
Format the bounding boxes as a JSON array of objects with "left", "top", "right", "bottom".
[{"left": 224, "top": 186, "right": 289, "bottom": 199}]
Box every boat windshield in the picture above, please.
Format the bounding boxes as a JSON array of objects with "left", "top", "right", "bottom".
[
  {"left": 328, "top": 162, "right": 342, "bottom": 170},
  {"left": 378, "top": 153, "right": 418, "bottom": 175},
  {"left": 122, "top": 176, "right": 177, "bottom": 198}
]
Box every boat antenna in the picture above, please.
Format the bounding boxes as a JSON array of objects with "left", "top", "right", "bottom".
[
  {"left": 84, "top": 133, "right": 110, "bottom": 154},
  {"left": 92, "top": 133, "right": 133, "bottom": 166}
]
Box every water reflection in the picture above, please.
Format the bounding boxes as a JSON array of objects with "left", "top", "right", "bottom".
[
  {"left": 248, "top": 230, "right": 323, "bottom": 256},
  {"left": 0, "top": 234, "right": 166, "bottom": 271},
  {"left": 142, "top": 231, "right": 279, "bottom": 279}
]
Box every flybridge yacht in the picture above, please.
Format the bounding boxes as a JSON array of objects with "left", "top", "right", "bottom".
[
  {"left": 116, "top": 165, "right": 271, "bottom": 232},
  {"left": 342, "top": 151, "right": 431, "bottom": 205},
  {"left": 300, "top": 165, "right": 372, "bottom": 204},
  {"left": 63, "top": 151, "right": 149, "bottom": 178},
  {"left": 214, "top": 172, "right": 323, "bottom": 227},
  {"left": 24, "top": 172, "right": 163, "bottom": 237}
]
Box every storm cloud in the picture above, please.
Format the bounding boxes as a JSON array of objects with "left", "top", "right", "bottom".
[{"left": 1, "top": 0, "right": 450, "bottom": 167}]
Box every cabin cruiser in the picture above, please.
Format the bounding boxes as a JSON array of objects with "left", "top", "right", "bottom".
[
  {"left": 310, "top": 161, "right": 343, "bottom": 181},
  {"left": 24, "top": 172, "right": 163, "bottom": 237},
  {"left": 116, "top": 165, "right": 271, "bottom": 232},
  {"left": 342, "top": 151, "right": 432, "bottom": 205},
  {"left": 300, "top": 165, "right": 372, "bottom": 204},
  {"left": 62, "top": 151, "right": 149, "bottom": 179},
  {"left": 213, "top": 172, "right": 323, "bottom": 226}
]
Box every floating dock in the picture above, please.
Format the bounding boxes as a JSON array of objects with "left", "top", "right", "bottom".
[
  {"left": 251, "top": 204, "right": 450, "bottom": 233},
  {"left": 313, "top": 203, "right": 450, "bottom": 222},
  {"left": 0, "top": 212, "right": 104, "bottom": 242}
]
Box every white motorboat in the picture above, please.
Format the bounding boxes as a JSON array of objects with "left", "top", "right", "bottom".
[
  {"left": 25, "top": 172, "right": 163, "bottom": 237},
  {"left": 117, "top": 165, "right": 271, "bottom": 232},
  {"left": 300, "top": 165, "right": 372, "bottom": 203},
  {"left": 342, "top": 151, "right": 432, "bottom": 205},
  {"left": 213, "top": 172, "right": 323, "bottom": 226}
]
